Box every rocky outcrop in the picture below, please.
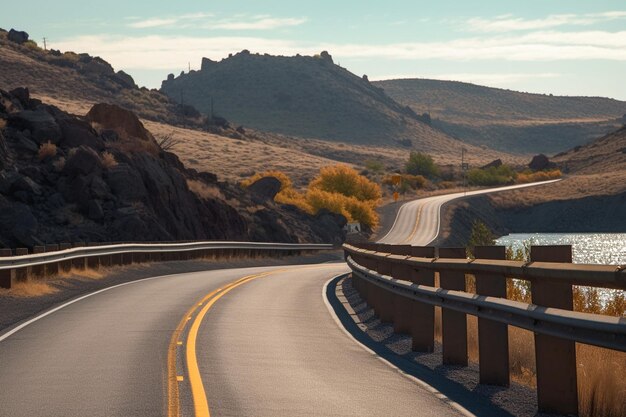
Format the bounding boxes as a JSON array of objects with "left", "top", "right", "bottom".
[
  {"left": 481, "top": 159, "right": 502, "bottom": 169},
  {"left": 528, "top": 154, "right": 556, "bottom": 171},
  {"left": 0, "top": 89, "right": 346, "bottom": 248},
  {"left": 8, "top": 29, "right": 28, "bottom": 44},
  {"left": 247, "top": 177, "right": 281, "bottom": 202}
]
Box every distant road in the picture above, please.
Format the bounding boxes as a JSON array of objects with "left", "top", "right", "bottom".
[{"left": 378, "top": 180, "right": 561, "bottom": 245}]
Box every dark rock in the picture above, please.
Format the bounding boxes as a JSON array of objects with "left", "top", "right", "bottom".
[
  {"left": 236, "top": 126, "right": 246, "bottom": 135},
  {"left": 209, "top": 116, "right": 230, "bottom": 129},
  {"left": 177, "top": 104, "right": 201, "bottom": 118},
  {"left": 6, "top": 129, "right": 38, "bottom": 155},
  {"left": 8, "top": 109, "right": 62, "bottom": 144},
  {"left": 113, "top": 71, "right": 136, "bottom": 89},
  {"left": 49, "top": 49, "right": 62, "bottom": 56},
  {"left": 8, "top": 29, "right": 29, "bottom": 44},
  {"left": 362, "top": 74, "right": 369, "bottom": 82},
  {"left": 482, "top": 159, "right": 503, "bottom": 169},
  {"left": 8, "top": 87, "right": 29, "bottom": 107},
  {"left": 319, "top": 51, "right": 333, "bottom": 63},
  {"left": 46, "top": 193, "right": 65, "bottom": 210},
  {"left": 58, "top": 118, "right": 105, "bottom": 150},
  {"left": 0, "top": 201, "right": 38, "bottom": 247},
  {"left": 11, "top": 176, "right": 41, "bottom": 196},
  {"left": 87, "top": 200, "right": 104, "bottom": 220},
  {"left": 167, "top": 73, "right": 175, "bottom": 81},
  {"left": 89, "top": 176, "right": 111, "bottom": 199},
  {"left": 80, "top": 57, "right": 114, "bottom": 76},
  {"left": 247, "top": 177, "right": 281, "bottom": 202},
  {"left": 528, "top": 154, "right": 556, "bottom": 171},
  {"left": 100, "top": 129, "right": 119, "bottom": 142},
  {"left": 64, "top": 146, "right": 102, "bottom": 177},
  {"left": 105, "top": 163, "right": 147, "bottom": 201}
]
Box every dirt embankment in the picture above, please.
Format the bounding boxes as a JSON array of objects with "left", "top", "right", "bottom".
[{"left": 436, "top": 192, "right": 626, "bottom": 247}]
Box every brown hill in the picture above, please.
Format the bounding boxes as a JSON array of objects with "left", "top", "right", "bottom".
[
  {"left": 159, "top": 51, "right": 486, "bottom": 155},
  {"left": 374, "top": 78, "right": 626, "bottom": 155}
]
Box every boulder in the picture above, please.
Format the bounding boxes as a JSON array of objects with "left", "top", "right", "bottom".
[
  {"left": 113, "top": 70, "right": 137, "bottom": 89},
  {"left": 482, "top": 159, "right": 503, "bottom": 169},
  {"left": 528, "top": 154, "right": 556, "bottom": 171},
  {"left": 8, "top": 29, "right": 29, "bottom": 44},
  {"left": 58, "top": 118, "right": 105, "bottom": 150},
  {"left": 247, "top": 177, "right": 281, "bottom": 202},
  {"left": 5, "top": 129, "right": 38, "bottom": 155},
  {"left": 8, "top": 109, "right": 62, "bottom": 144},
  {"left": 0, "top": 201, "right": 38, "bottom": 247},
  {"left": 8, "top": 87, "right": 29, "bottom": 107},
  {"left": 319, "top": 51, "right": 333, "bottom": 63},
  {"left": 87, "top": 200, "right": 104, "bottom": 220},
  {"left": 80, "top": 57, "right": 114, "bottom": 76},
  {"left": 11, "top": 175, "right": 42, "bottom": 196},
  {"left": 86, "top": 103, "right": 157, "bottom": 146},
  {"left": 64, "top": 146, "right": 102, "bottom": 176}
]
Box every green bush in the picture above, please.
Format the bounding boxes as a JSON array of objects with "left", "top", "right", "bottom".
[
  {"left": 467, "top": 165, "right": 516, "bottom": 186},
  {"left": 405, "top": 152, "right": 439, "bottom": 179}
]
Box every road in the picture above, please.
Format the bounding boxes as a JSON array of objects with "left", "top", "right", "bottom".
[
  {"left": 377, "top": 180, "right": 561, "bottom": 245},
  {"left": 0, "top": 264, "right": 467, "bottom": 417}
]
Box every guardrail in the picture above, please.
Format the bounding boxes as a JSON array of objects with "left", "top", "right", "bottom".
[
  {"left": 0, "top": 241, "right": 334, "bottom": 289},
  {"left": 344, "top": 242, "right": 626, "bottom": 416}
]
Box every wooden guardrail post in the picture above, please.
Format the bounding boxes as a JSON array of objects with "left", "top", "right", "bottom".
[
  {"left": 45, "top": 244, "right": 60, "bottom": 276},
  {"left": 32, "top": 246, "right": 46, "bottom": 278},
  {"left": 474, "top": 246, "right": 509, "bottom": 386},
  {"left": 15, "top": 248, "right": 29, "bottom": 281},
  {"left": 439, "top": 247, "right": 468, "bottom": 366},
  {"left": 531, "top": 245, "right": 578, "bottom": 416},
  {"left": 408, "top": 246, "right": 436, "bottom": 352},
  {"left": 0, "top": 249, "right": 14, "bottom": 288},
  {"left": 388, "top": 245, "right": 413, "bottom": 333},
  {"left": 59, "top": 243, "right": 72, "bottom": 273},
  {"left": 72, "top": 242, "right": 87, "bottom": 270},
  {"left": 87, "top": 243, "right": 100, "bottom": 269},
  {"left": 375, "top": 252, "right": 394, "bottom": 323}
]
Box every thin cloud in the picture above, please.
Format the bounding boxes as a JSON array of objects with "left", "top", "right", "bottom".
[
  {"left": 467, "top": 11, "right": 626, "bottom": 32},
  {"left": 52, "top": 29, "right": 626, "bottom": 74},
  {"left": 127, "top": 13, "right": 306, "bottom": 31},
  {"left": 371, "top": 73, "right": 561, "bottom": 86}
]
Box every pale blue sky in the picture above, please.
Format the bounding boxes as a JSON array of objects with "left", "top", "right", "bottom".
[{"left": 2, "top": 1, "right": 625, "bottom": 99}]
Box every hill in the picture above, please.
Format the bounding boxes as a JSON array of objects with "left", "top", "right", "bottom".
[
  {"left": 374, "top": 78, "right": 626, "bottom": 155},
  {"left": 159, "top": 51, "right": 487, "bottom": 155}
]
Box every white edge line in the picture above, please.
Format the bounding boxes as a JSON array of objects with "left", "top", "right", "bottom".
[{"left": 322, "top": 274, "right": 475, "bottom": 417}]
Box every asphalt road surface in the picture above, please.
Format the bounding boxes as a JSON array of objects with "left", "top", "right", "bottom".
[
  {"left": 0, "top": 264, "right": 468, "bottom": 417},
  {"left": 377, "top": 180, "right": 561, "bottom": 245}
]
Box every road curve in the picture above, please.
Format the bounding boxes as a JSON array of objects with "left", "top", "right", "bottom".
[
  {"left": 378, "top": 179, "right": 561, "bottom": 245},
  {"left": 0, "top": 264, "right": 467, "bottom": 417}
]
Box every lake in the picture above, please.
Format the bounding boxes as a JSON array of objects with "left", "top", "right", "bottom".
[{"left": 495, "top": 233, "right": 626, "bottom": 265}]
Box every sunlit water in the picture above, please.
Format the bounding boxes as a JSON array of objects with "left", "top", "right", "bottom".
[{"left": 495, "top": 233, "right": 626, "bottom": 265}]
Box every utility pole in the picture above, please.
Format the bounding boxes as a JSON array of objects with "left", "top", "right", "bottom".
[
  {"left": 188, "top": 61, "right": 191, "bottom": 72},
  {"left": 42, "top": 37, "right": 47, "bottom": 50}
]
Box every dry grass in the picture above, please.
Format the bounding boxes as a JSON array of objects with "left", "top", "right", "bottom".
[
  {"left": 37, "top": 141, "right": 57, "bottom": 160},
  {"left": 186, "top": 179, "right": 224, "bottom": 200},
  {"left": 57, "top": 267, "right": 105, "bottom": 280},
  {"left": 0, "top": 281, "right": 58, "bottom": 297},
  {"left": 101, "top": 151, "right": 118, "bottom": 168}
]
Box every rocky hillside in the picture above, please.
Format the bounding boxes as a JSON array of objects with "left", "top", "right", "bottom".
[
  {"left": 0, "top": 28, "right": 204, "bottom": 128},
  {"left": 374, "top": 78, "right": 626, "bottom": 155},
  {"left": 0, "top": 88, "right": 345, "bottom": 248},
  {"left": 554, "top": 126, "right": 626, "bottom": 175},
  {"left": 160, "top": 51, "right": 479, "bottom": 153}
]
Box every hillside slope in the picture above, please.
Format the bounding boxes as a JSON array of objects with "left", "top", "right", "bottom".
[
  {"left": 374, "top": 78, "right": 626, "bottom": 155},
  {"left": 160, "top": 51, "right": 484, "bottom": 154}
]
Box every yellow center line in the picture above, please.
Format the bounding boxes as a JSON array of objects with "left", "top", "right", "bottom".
[
  {"left": 169, "top": 264, "right": 339, "bottom": 417},
  {"left": 402, "top": 204, "right": 423, "bottom": 244}
]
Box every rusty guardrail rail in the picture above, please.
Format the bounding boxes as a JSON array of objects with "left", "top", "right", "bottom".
[
  {"left": 344, "top": 242, "right": 626, "bottom": 416},
  {"left": 0, "top": 241, "right": 334, "bottom": 288}
]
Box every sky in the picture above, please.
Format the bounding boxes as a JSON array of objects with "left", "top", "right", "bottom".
[{"left": 2, "top": 0, "right": 626, "bottom": 99}]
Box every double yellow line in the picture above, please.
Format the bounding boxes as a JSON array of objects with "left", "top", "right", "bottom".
[
  {"left": 167, "top": 264, "right": 337, "bottom": 417},
  {"left": 167, "top": 271, "right": 271, "bottom": 417}
]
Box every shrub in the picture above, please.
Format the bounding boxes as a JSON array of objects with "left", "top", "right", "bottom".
[
  {"left": 23, "top": 40, "right": 39, "bottom": 50},
  {"left": 101, "top": 151, "right": 118, "bottom": 168},
  {"left": 187, "top": 179, "right": 224, "bottom": 200},
  {"left": 405, "top": 152, "right": 439, "bottom": 179},
  {"left": 309, "top": 164, "right": 381, "bottom": 202},
  {"left": 38, "top": 142, "right": 57, "bottom": 160},
  {"left": 516, "top": 169, "right": 562, "bottom": 184},
  {"left": 468, "top": 164, "right": 516, "bottom": 186},
  {"left": 466, "top": 220, "right": 495, "bottom": 258},
  {"left": 364, "top": 159, "right": 385, "bottom": 174}
]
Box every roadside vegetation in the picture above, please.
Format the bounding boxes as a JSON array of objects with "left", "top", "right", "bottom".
[
  {"left": 241, "top": 164, "right": 382, "bottom": 228},
  {"left": 461, "top": 221, "right": 626, "bottom": 417}
]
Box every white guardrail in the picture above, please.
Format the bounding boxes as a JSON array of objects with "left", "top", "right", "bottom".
[{"left": 0, "top": 241, "right": 335, "bottom": 288}]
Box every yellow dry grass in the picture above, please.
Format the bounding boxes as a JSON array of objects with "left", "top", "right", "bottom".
[
  {"left": 0, "top": 281, "right": 58, "bottom": 297},
  {"left": 186, "top": 179, "right": 224, "bottom": 200}
]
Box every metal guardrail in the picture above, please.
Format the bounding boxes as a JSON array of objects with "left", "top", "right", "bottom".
[
  {"left": 344, "top": 242, "right": 626, "bottom": 416},
  {"left": 0, "top": 241, "right": 334, "bottom": 289}
]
